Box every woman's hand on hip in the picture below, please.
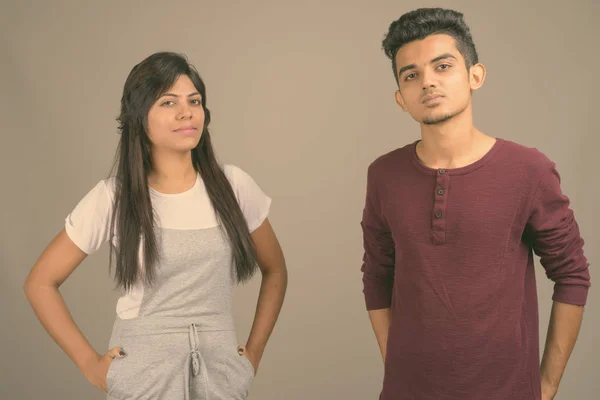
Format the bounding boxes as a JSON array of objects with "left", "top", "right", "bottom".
[
  {"left": 237, "top": 344, "right": 259, "bottom": 375},
  {"left": 81, "top": 346, "right": 126, "bottom": 392}
]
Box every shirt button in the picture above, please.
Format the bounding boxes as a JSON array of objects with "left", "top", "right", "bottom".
[
  {"left": 439, "top": 169, "right": 446, "bottom": 174},
  {"left": 437, "top": 189, "right": 445, "bottom": 195},
  {"left": 435, "top": 211, "right": 443, "bottom": 218}
]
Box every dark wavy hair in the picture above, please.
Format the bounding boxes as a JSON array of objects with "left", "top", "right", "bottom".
[
  {"left": 108, "top": 51, "right": 257, "bottom": 291},
  {"left": 382, "top": 8, "right": 479, "bottom": 84}
]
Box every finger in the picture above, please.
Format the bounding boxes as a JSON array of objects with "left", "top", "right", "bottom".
[
  {"left": 237, "top": 345, "right": 246, "bottom": 355},
  {"left": 107, "top": 346, "right": 127, "bottom": 359}
]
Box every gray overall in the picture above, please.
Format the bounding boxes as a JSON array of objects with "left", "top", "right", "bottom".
[{"left": 105, "top": 227, "right": 255, "bottom": 399}]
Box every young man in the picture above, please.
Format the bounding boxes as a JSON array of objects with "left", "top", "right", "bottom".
[{"left": 360, "top": 8, "right": 591, "bottom": 400}]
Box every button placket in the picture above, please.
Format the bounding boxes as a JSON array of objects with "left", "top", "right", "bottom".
[{"left": 431, "top": 169, "right": 449, "bottom": 244}]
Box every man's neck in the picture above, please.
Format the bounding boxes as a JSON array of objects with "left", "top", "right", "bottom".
[{"left": 417, "top": 112, "right": 493, "bottom": 169}]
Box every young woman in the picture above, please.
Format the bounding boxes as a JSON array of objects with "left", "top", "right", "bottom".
[{"left": 24, "top": 51, "right": 288, "bottom": 400}]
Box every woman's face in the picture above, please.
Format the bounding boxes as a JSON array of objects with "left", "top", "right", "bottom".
[{"left": 146, "top": 74, "right": 205, "bottom": 154}]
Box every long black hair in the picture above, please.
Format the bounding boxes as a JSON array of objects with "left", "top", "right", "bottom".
[{"left": 109, "top": 51, "right": 257, "bottom": 291}]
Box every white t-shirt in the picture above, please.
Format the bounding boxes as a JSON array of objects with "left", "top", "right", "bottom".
[{"left": 64, "top": 164, "right": 271, "bottom": 319}]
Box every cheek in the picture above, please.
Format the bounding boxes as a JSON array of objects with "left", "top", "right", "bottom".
[
  {"left": 456, "top": 83, "right": 473, "bottom": 104},
  {"left": 450, "top": 73, "right": 471, "bottom": 93},
  {"left": 197, "top": 107, "right": 206, "bottom": 123},
  {"left": 146, "top": 114, "right": 169, "bottom": 142},
  {"left": 399, "top": 88, "right": 421, "bottom": 110}
]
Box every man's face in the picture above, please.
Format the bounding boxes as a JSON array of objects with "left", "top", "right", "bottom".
[{"left": 393, "top": 34, "right": 484, "bottom": 125}]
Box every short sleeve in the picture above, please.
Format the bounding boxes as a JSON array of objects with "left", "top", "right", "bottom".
[
  {"left": 64, "top": 179, "right": 114, "bottom": 254},
  {"left": 224, "top": 164, "right": 272, "bottom": 232}
]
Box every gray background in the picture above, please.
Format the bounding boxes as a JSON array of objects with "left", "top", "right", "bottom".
[{"left": 1, "top": 0, "right": 597, "bottom": 399}]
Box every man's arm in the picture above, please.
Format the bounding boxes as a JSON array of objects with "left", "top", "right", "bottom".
[
  {"left": 361, "top": 163, "right": 396, "bottom": 362},
  {"left": 540, "top": 302, "right": 584, "bottom": 399},
  {"left": 368, "top": 308, "right": 392, "bottom": 362},
  {"left": 524, "top": 158, "right": 591, "bottom": 399}
]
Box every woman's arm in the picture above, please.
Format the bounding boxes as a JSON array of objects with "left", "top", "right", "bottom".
[
  {"left": 239, "top": 218, "right": 288, "bottom": 373},
  {"left": 24, "top": 229, "right": 124, "bottom": 392}
]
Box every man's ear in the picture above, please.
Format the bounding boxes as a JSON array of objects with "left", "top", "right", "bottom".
[
  {"left": 395, "top": 90, "right": 408, "bottom": 112},
  {"left": 469, "top": 62, "right": 486, "bottom": 91}
]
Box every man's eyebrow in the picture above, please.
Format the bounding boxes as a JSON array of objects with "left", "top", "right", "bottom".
[{"left": 397, "top": 53, "right": 458, "bottom": 78}]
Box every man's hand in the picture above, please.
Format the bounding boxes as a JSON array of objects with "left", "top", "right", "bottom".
[{"left": 541, "top": 381, "right": 558, "bottom": 400}]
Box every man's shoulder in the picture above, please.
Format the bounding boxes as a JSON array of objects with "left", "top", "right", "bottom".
[
  {"left": 497, "top": 138, "right": 555, "bottom": 172},
  {"left": 368, "top": 141, "right": 415, "bottom": 174}
]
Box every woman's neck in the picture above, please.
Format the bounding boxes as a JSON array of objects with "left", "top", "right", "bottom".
[{"left": 147, "top": 150, "right": 197, "bottom": 194}]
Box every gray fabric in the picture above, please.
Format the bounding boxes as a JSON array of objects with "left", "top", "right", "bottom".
[{"left": 105, "top": 227, "right": 255, "bottom": 399}]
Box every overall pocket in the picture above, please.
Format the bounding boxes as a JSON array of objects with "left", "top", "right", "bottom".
[
  {"left": 105, "top": 332, "right": 189, "bottom": 399},
  {"left": 238, "top": 351, "right": 255, "bottom": 377},
  {"left": 105, "top": 357, "right": 121, "bottom": 396}
]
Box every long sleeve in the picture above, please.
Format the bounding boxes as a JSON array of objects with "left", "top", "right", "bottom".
[
  {"left": 525, "top": 161, "right": 591, "bottom": 306},
  {"left": 360, "top": 163, "right": 396, "bottom": 310}
]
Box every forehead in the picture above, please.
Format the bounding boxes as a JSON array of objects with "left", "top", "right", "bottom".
[
  {"left": 166, "top": 75, "right": 197, "bottom": 93},
  {"left": 394, "top": 34, "right": 463, "bottom": 68}
]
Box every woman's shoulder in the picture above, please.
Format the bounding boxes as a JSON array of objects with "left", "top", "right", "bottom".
[
  {"left": 221, "top": 163, "right": 269, "bottom": 199},
  {"left": 222, "top": 164, "right": 254, "bottom": 186},
  {"left": 69, "top": 176, "right": 119, "bottom": 212},
  {"left": 222, "top": 163, "right": 245, "bottom": 177},
  {"left": 88, "top": 176, "right": 118, "bottom": 199}
]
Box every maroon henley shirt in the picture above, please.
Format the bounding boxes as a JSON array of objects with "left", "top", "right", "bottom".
[{"left": 361, "top": 138, "right": 591, "bottom": 400}]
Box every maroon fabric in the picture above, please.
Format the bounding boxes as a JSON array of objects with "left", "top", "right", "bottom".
[{"left": 361, "top": 138, "right": 590, "bottom": 400}]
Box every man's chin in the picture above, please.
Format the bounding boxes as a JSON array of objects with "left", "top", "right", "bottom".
[{"left": 422, "top": 112, "right": 455, "bottom": 125}]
